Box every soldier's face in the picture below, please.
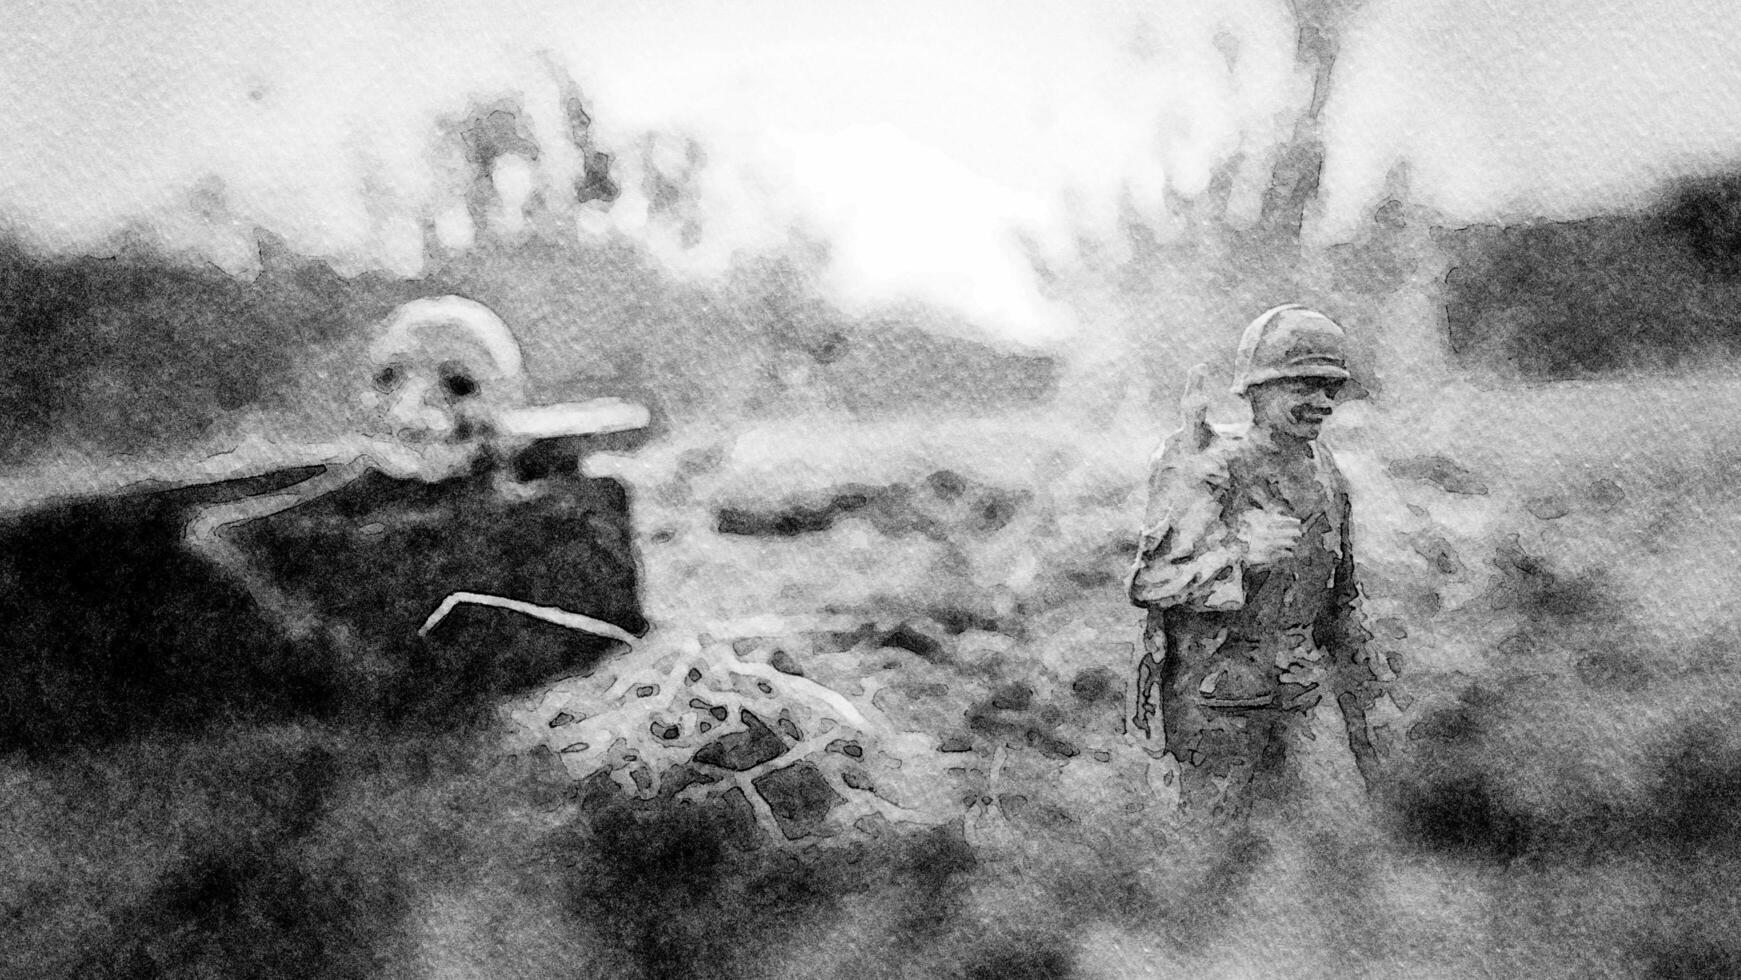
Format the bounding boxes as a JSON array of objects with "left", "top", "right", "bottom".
[
  {"left": 362, "top": 323, "right": 524, "bottom": 482},
  {"left": 1248, "top": 376, "right": 1344, "bottom": 441}
]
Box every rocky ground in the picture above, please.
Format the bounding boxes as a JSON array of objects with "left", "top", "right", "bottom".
[{"left": 10, "top": 385, "right": 1741, "bottom": 978}]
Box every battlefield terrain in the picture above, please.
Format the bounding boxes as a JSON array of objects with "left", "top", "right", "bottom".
[{"left": 6, "top": 206, "right": 1741, "bottom": 979}]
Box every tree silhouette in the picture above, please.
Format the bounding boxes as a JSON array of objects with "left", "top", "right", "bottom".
[
  {"left": 1662, "top": 173, "right": 1741, "bottom": 275},
  {"left": 1257, "top": 0, "right": 1369, "bottom": 245}
]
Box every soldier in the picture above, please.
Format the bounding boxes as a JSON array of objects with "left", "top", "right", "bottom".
[{"left": 1128, "top": 305, "right": 1385, "bottom": 819}]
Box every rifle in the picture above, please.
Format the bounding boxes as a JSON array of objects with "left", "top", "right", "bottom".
[{"left": 1130, "top": 364, "right": 1212, "bottom": 738}]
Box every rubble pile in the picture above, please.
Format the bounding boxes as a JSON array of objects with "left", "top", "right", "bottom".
[{"left": 504, "top": 631, "right": 954, "bottom": 844}]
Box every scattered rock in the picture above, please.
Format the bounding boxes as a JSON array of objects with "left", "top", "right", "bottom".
[
  {"left": 961, "top": 489, "right": 1025, "bottom": 535},
  {"left": 879, "top": 622, "right": 946, "bottom": 661},
  {"left": 690, "top": 698, "right": 729, "bottom": 722},
  {"left": 939, "top": 733, "right": 975, "bottom": 753},
  {"left": 854, "top": 813, "right": 891, "bottom": 838},
  {"left": 826, "top": 739, "right": 864, "bottom": 759},
  {"left": 691, "top": 710, "right": 788, "bottom": 771},
  {"left": 768, "top": 649, "right": 806, "bottom": 676},
  {"left": 661, "top": 763, "right": 720, "bottom": 797},
  {"left": 925, "top": 469, "right": 969, "bottom": 501},
  {"left": 1410, "top": 534, "right": 1466, "bottom": 576},
  {"left": 1373, "top": 618, "right": 1409, "bottom": 641},
  {"left": 1388, "top": 455, "right": 1489, "bottom": 495},
  {"left": 1488, "top": 539, "right": 1608, "bottom": 621},
  {"left": 840, "top": 768, "right": 874, "bottom": 792},
  {"left": 1064, "top": 567, "right": 1118, "bottom": 588},
  {"left": 1525, "top": 495, "right": 1572, "bottom": 520},
  {"left": 990, "top": 683, "right": 1035, "bottom": 712},
  {"left": 753, "top": 761, "right": 845, "bottom": 839},
  {"left": 928, "top": 605, "right": 1003, "bottom": 635},
  {"left": 1588, "top": 479, "right": 1626, "bottom": 510},
  {"left": 901, "top": 681, "right": 951, "bottom": 701},
  {"left": 1497, "top": 632, "right": 1542, "bottom": 657},
  {"left": 715, "top": 486, "right": 882, "bottom": 537},
  {"left": 1070, "top": 667, "right": 1121, "bottom": 705},
  {"left": 712, "top": 471, "right": 1028, "bottom": 543},
  {"left": 1030, "top": 732, "right": 1079, "bottom": 760}
]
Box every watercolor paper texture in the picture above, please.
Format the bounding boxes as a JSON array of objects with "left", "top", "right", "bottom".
[{"left": 4, "top": 1, "right": 1739, "bottom": 977}]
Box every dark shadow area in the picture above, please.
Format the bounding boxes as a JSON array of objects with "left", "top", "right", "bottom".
[
  {"left": 31, "top": 728, "right": 492, "bottom": 980},
  {"left": 716, "top": 485, "right": 885, "bottom": 537},
  {"left": 962, "top": 940, "right": 1075, "bottom": 980},
  {"left": 714, "top": 470, "right": 1029, "bottom": 543},
  {"left": 1485, "top": 539, "right": 1621, "bottom": 631},
  {"left": 1440, "top": 171, "right": 1741, "bottom": 379},
  {"left": 0, "top": 237, "right": 427, "bottom": 458},
  {"left": 235, "top": 449, "right": 647, "bottom": 729},
  {"left": 1662, "top": 173, "right": 1741, "bottom": 275},
  {"left": 552, "top": 786, "right": 982, "bottom": 980},
  {"left": 1387, "top": 680, "right": 1741, "bottom": 867},
  {"left": 74, "top": 748, "right": 407, "bottom": 980},
  {"left": 1389, "top": 772, "right": 1534, "bottom": 864},
  {"left": 0, "top": 232, "right": 1058, "bottom": 486},
  {"left": 0, "top": 440, "right": 644, "bottom": 756},
  {"left": 1636, "top": 941, "right": 1741, "bottom": 980},
  {"left": 1647, "top": 722, "right": 1741, "bottom": 851},
  {"left": 0, "top": 481, "right": 331, "bottom": 753}
]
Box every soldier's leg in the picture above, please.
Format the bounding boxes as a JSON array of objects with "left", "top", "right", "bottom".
[
  {"left": 1243, "top": 708, "right": 1313, "bottom": 816},
  {"left": 1165, "top": 701, "right": 1276, "bottom": 819},
  {"left": 1337, "top": 688, "right": 1383, "bottom": 791}
]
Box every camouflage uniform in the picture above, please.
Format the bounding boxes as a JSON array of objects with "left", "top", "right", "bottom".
[{"left": 1128, "top": 306, "right": 1381, "bottom": 817}]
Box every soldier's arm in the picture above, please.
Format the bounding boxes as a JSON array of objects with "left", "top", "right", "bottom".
[
  {"left": 1321, "top": 478, "right": 1389, "bottom": 786},
  {"left": 1126, "top": 446, "right": 1246, "bottom": 611}
]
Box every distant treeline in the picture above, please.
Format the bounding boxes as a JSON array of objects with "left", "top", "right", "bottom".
[
  {"left": 0, "top": 234, "right": 1056, "bottom": 463},
  {"left": 0, "top": 237, "right": 421, "bottom": 459},
  {"left": 1440, "top": 174, "right": 1741, "bottom": 379}
]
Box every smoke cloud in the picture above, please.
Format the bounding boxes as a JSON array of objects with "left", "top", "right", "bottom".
[{"left": 8, "top": 0, "right": 1741, "bottom": 346}]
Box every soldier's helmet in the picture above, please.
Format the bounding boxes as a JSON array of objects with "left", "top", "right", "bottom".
[{"left": 1229, "top": 304, "right": 1352, "bottom": 396}]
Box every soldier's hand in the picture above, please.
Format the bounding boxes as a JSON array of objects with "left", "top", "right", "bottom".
[{"left": 1241, "top": 510, "right": 1302, "bottom": 565}]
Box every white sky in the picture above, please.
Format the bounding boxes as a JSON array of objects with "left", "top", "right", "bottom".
[
  {"left": 2, "top": 0, "right": 1737, "bottom": 346},
  {"left": 1321, "top": 0, "right": 1741, "bottom": 239}
]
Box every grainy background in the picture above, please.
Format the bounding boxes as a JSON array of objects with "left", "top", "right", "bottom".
[{"left": 5, "top": 2, "right": 1741, "bottom": 977}]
